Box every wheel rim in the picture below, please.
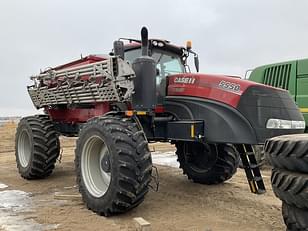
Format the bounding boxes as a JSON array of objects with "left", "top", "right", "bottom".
[
  {"left": 17, "top": 130, "right": 31, "bottom": 168},
  {"left": 81, "top": 135, "right": 111, "bottom": 198},
  {"left": 186, "top": 143, "right": 217, "bottom": 173}
]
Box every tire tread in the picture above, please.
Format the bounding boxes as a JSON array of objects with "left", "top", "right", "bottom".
[
  {"left": 265, "top": 135, "right": 308, "bottom": 173},
  {"left": 271, "top": 168, "right": 308, "bottom": 209}
]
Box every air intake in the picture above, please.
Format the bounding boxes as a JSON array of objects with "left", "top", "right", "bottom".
[{"left": 263, "top": 64, "right": 291, "bottom": 90}]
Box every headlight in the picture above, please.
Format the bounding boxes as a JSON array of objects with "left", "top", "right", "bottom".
[
  {"left": 266, "top": 119, "right": 305, "bottom": 129},
  {"left": 292, "top": 120, "right": 306, "bottom": 129}
]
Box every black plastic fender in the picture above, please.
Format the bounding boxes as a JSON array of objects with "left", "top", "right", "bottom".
[{"left": 165, "top": 96, "right": 258, "bottom": 144}]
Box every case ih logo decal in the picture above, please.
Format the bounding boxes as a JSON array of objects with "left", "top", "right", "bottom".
[
  {"left": 174, "top": 77, "right": 196, "bottom": 84},
  {"left": 218, "top": 80, "right": 241, "bottom": 93}
]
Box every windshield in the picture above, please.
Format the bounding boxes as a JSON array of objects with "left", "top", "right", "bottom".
[
  {"left": 152, "top": 52, "right": 185, "bottom": 75},
  {"left": 124, "top": 48, "right": 185, "bottom": 104},
  {"left": 124, "top": 48, "right": 185, "bottom": 75}
]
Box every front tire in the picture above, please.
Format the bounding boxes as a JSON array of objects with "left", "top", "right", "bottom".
[
  {"left": 176, "top": 142, "right": 239, "bottom": 184},
  {"left": 75, "top": 116, "right": 152, "bottom": 216},
  {"left": 15, "top": 115, "right": 60, "bottom": 179}
]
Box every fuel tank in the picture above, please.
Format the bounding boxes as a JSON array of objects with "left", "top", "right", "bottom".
[{"left": 165, "top": 73, "right": 304, "bottom": 144}]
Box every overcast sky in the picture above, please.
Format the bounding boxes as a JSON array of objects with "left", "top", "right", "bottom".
[{"left": 1, "top": 0, "right": 308, "bottom": 116}]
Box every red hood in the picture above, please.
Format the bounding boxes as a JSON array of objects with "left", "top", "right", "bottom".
[{"left": 167, "top": 73, "right": 277, "bottom": 108}]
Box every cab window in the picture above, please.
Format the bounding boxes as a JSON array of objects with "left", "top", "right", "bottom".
[{"left": 124, "top": 48, "right": 185, "bottom": 103}]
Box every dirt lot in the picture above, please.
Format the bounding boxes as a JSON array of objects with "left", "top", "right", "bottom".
[{"left": 0, "top": 122, "right": 284, "bottom": 231}]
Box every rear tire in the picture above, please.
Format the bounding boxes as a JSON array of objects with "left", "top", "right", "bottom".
[
  {"left": 282, "top": 202, "right": 308, "bottom": 231},
  {"left": 176, "top": 142, "right": 239, "bottom": 184},
  {"left": 75, "top": 116, "right": 152, "bottom": 216},
  {"left": 265, "top": 134, "right": 308, "bottom": 173},
  {"left": 15, "top": 115, "right": 60, "bottom": 179},
  {"left": 271, "top": 168, "right": 308, "bottom": 209}
]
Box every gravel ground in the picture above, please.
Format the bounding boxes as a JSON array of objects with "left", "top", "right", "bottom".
[{"left": 0, "top": 123, "right": 284, "bottom": 231}]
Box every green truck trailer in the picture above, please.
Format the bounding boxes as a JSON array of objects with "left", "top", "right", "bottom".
[{"left": 249, "top": 58, "right": 308, "bottom": 131}]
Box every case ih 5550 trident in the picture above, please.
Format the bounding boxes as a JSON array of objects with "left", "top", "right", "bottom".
[{"left": 15, "top": 27, "right": 305, "bottom": 216}]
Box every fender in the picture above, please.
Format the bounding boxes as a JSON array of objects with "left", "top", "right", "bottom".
[{"left": 164, "top": 96, "right": 258, "bottom": 144}]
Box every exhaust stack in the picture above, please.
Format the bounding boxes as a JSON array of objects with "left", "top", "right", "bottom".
[
  {"left": 131, "top": 27, "right": 157, "bottom": 111},
  {"left": 141, "top": 27, "right": 149, "bottom": 56}
]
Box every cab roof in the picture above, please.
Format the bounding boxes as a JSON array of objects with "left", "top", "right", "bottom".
[{"left": 122, "top": 38, "right": 186, "bottom": 57}]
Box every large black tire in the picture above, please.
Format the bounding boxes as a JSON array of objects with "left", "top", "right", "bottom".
[
  {"left": 176, "top": 142, "right": 239, "bottom": 184},
  {"left": 282, "top": 202, "right": 308, "bottom": 231},
  {"left": 265, "top": 134, "right": 308, "bottom": 173},
  {"left": 75, "top": 116, "right": 152, "bottom": 216},
  {"left": 15, "top": 115, "right": 60, "bottom": 179},
  {"left": 271, "top": 168, "right": 308, "bottom": 209}
]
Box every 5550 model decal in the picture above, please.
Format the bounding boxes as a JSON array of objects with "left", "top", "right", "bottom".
[{"left": 218, "top": 80, "right": 241, "bottom": 93}]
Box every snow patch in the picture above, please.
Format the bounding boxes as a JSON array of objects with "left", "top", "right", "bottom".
[
  {"left": 152, "top": 151, "right": 179, "bottom": 168},
  {"left": 0, "top": 190, "right": 58, "bottom": 231},
  {"left": 0, "top": 183, "right": 8, "bottom": 189}
]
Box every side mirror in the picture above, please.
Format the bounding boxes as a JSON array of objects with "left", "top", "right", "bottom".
[
  {"left": 113, "top": 40, "right": 125, "bottom": 60},
  {"left": 194, "top": 55, "right": 199, "bottom": 72}
]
